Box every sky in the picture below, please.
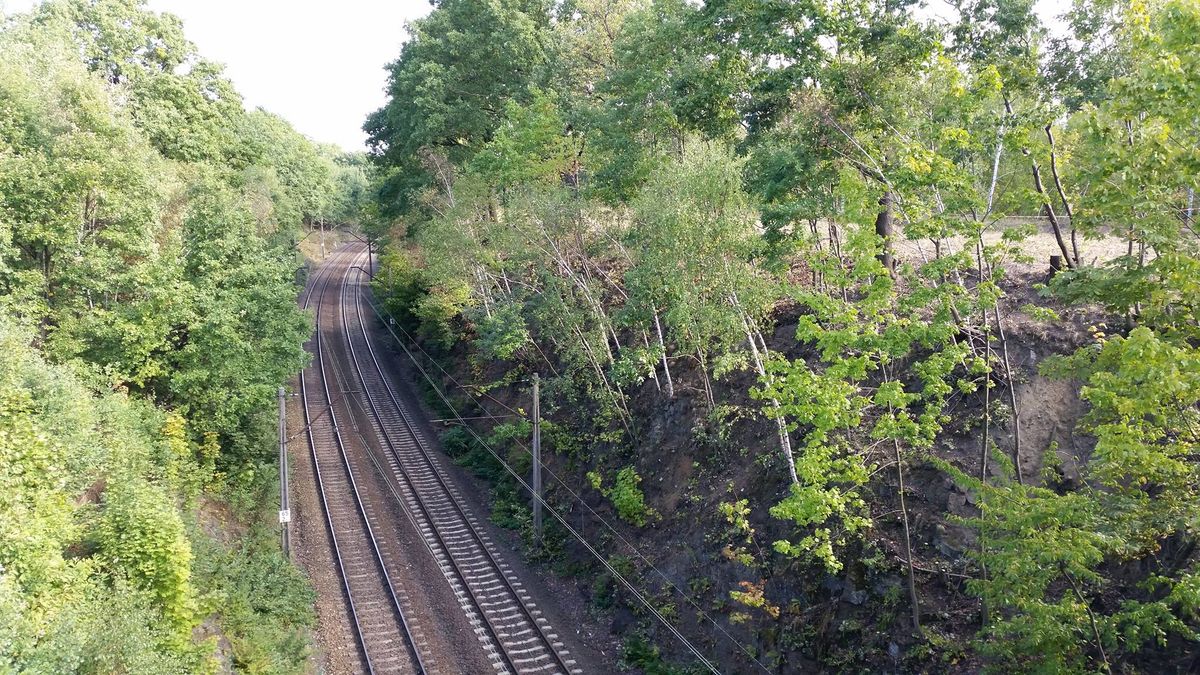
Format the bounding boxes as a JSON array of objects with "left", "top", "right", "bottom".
[{"left": 1, "top": 0, "right": 433, "bottom": 151}]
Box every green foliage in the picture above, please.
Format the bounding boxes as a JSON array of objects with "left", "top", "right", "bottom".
[
  {"left": 939, "top": 324, "right": 1200, "bottom": 671},
  {"left": 718, "top": 499, "right": 754, "bottom": 544},
  {"left": 593, "top": 466, "right": 658, "bottom": 527},
  {"left": 759, "top": 237, "right": 966, "bottom": 572},
  {"left": 0, "top": 2, "right": 315, "bottom": 469},
  {"left": 627, "top": 140, "right": 774, "bottom": 365},
  {"left": 362, "top": 0, "right": 1200, "bottom": 668},
  {"left": 364, "top": 0, "right": 554, "bottom": 215},
  {"left": 468, "top": 90, "right": 575, "bottom": 190},
  {"left": 0, "top": 318, "right": 208, "bottom": 670},
  {"left": 373, "top": 246, "right": 431, "bottom": 328},
  {"left": 0, "top": 3, "right": 319, "bottom": 670},
  {"left": 98, "top": 478, "right": 197, "bottom": 635},
  {"left": 619, "top": 634, "right": 707, "bottom": 675},
  {"left": 192, "top": 525, "right": 316, "bottom": 673},
  {"left": 475, "top": 302, "right": 530, "bottom": 360}
]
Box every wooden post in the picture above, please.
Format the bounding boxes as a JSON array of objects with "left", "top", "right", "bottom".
[
  {"left": 532, "top": 373, "right": 543, "bottom": 547},
  {"left": 278, "top": 386, "right": 291, "bottom": 557}
]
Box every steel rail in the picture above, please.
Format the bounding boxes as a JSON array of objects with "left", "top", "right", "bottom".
[
  {"left": 339, "top": 257, "right": 578, "bottom": 675},
  {"left": 300, "top": 251, "right": 426, "bottom": 674}
]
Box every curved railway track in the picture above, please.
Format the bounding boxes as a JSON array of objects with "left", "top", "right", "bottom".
[
  {"left": 300, "top": 257, "right": 427, "bottom": 675},
  {"left": 302, "top": 245, "right": 581, "bottom": 674}
]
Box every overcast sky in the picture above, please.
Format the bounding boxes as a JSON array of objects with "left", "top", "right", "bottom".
[{"left": 1, "top": 0, "right": 432, "bottom": 151}]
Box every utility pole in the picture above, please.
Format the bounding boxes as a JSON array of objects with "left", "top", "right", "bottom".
[
  {"left": 532, "top": 373, "right": 543, "bottom": 548},
  {"left": 319, "top": 217, "right": 326, "bottom": 260},
  {"left": 278, "top": 386, "right": 291, "bottom": 557}
]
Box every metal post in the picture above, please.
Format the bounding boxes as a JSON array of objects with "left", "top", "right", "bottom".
[
  {"left": 319, "top": 218, "right": 326, "bottom": 260},
  {"left": 279, "top": 386, "right": 291, "bottom": 557},
  {"left": 532, "top": 373, "right": 542, "bottom": 547}
]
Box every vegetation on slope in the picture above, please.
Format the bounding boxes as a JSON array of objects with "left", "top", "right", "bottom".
[
  {"left": 365, "top": 0, "right": 1200, "bottom": 671},
  {"left": 0, "top": 1, "right": 362, "bottom": 670}
]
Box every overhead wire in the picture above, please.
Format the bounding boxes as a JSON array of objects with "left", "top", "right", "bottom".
[{"left": 359, "top": 268, "right": 774, "bottom": 675}]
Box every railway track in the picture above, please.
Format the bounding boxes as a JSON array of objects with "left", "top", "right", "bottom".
[
  {"left": 300, "top": 257, "right": 427, "bottom": 675},
  {"left": 302, "top": 246, "right": 581, "bottom": 674}
]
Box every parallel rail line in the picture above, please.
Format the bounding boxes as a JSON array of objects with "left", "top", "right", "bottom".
[
  {"left": 336, "top": 248, "right": 580, "bottom": 675},
  {"left": 300, "top": 256, "right": 427, "bottom": 675}
]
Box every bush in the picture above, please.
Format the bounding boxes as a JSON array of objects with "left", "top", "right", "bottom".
[
  {"left": 98, "top": 478, "right": 198, "bottom": 636},
  {"left": 192, "top": 524, "right": 316, "bottom": 673},
  {"left": 475, "top": 302, "right": 529, "bottom": 360},
  {"left": 593, "top": 466, "right": 659, "bottom": 527}
]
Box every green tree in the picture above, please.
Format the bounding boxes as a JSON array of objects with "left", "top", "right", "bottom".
[{"left": 365, "top": 0, "right": 555, "bottom": 215}]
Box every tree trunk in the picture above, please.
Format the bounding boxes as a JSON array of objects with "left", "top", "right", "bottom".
[
  {"left": 652, "top": 307, "right": 675, "bottom": 399},
  {"left": 734, "top": 297, "right": 799, "bottom": 487},
  {"left": 641, "top": 330, "right": 661, "bottom": 391},
  {"left": 574, "top": 324, "right": 632, "bottom": 434},
  {"left": 875, "top": 192, "right": 895, "bottom": 274},
  {"left": 1044, "top": 125, "right": 1081, "bottom": 266},
  {"left": 993, "top": 304, "right": 1024, "bottom": 485},
  {"left": 893, "top": 434, "right": 922, "bottom": 636},
  {"left": 1003, "top": 98, "right": 1075, "bottom": 269},
  {"left": 696, "top": 349, "right": 715, "bottom": 411}
]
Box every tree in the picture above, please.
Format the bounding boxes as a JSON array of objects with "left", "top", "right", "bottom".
[{"left": 365, "top": 0, "right": 555, "bottom": 215}]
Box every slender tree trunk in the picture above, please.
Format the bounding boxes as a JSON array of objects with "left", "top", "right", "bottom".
[
  {"left": 1064, "top": 568, "right": 1113, "bottom": 674},
  {"left": 875, "top": 191, "right": 895, "bottom": 274},
  {"left": 652, "top": 307, "right": 675, "bottom": 398},
  {"left": 474, "top": 266, "right": 493, "bottom": 318},
  {"left": 972, "top": 234, "right": 998, "bottom": 625},
  {"left": 574, "top": 324, "right": 632, "bottom": 434},
  {"left": 984, "top": 126, "right": 1004, "bottom": 219},
  {"left": 993, "top": 304, "right": 1024, "bottom": 485},
  {"left": 809, "top": 219, "right": 824, "bottom": 290},
  {"left": 892, "top": 431, "right": 921, "bottom": 636},
  {"left": 696, "top": 348, "right": 715, "bottom": 411},
  {"left": 1044, "top": 125, "right": 1081, "bottom": 266},
  {"left": 540, "top": 229, "right": 617, "bottom": 364},
  {"left": 733, "top": 296, "right": 799, "bottom": 486},
  {"left": 641, "top": 330, "right": 661, "bottom": 391},
  {"left": 1004, "top": 98, "right": 1075, "bottom": 269}
]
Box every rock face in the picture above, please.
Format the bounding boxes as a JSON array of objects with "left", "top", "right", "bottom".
[{"left": 996, "top": 374, "right": 1091, "bottom": 484}]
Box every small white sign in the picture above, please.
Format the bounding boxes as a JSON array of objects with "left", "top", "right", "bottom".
[{"left": 279, "top": 509, "right": 292, "bottom": 524}]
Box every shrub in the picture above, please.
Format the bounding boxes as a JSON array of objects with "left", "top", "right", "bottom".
[
  {"left": 605, "top": 466, "right": 658, "bottom": 527},
  {"left": 98, "top": 478, "right": 197, "bottom": 636},
  {"left": 475, "top": 302, "right": 529, "bottom": 360}
]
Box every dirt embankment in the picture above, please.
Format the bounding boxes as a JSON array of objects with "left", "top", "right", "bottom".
[{"left": 382, "top": 259, "right": 1111, "bottom": 673}]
